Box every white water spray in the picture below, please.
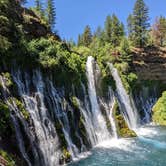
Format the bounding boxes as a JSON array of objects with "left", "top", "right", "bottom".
[
  {"left": 108, "top": 63, "right": 139, "bottom": 129},
  {"left": 86, "top": 56, "right": 110, "bottom": 142}
]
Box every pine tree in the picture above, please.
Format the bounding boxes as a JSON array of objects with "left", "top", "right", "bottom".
[
  {"left": 128, "top": 0, "right": 150, "bottom": 47},
  {"left": 93, "top": 26, "right": 105, "bottom": 46},
  {"left": 127, "top": 14, "right": 133, "bottom": 37},
  {"left": 104, "top": 14, "right": 124, "bottom": 46},
  {"left": 77, "top": 34, "right": 83, "bottom": 46},
  {"left": 104, "top": 15, "right": 112, "bottom": 42},
  {"left": 94, "top": 26, "right": 103, "bottom": 38},
  {"left": 111, "top": 14, "right": 124, "bottom": 46},
  {"left": 81, "top": 25, "right": 93, "bottom": 47},
  {"left": 47, "top": 0, "right": 56, "bottom": 30}
]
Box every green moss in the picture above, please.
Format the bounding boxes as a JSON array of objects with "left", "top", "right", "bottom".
[
  {"left": 55, "top": 121, "right": 72, "bottom": 164},
  {"left": 1, "top": 72, "right": 13, "bottom": 88},
  {"left": 152, "top": 91, "right": 166, "bottom": 125},
  {"left": 0, "top": 101, "right": 13, "bottom": 138},
  {"left": 62, "top": 148, "right": 71, "bottom": 160},
  {"left": 70, "top": 96, "right": 79, "bottom": 109},
  {"left": 0, "top": 149, "right": 16, "bottom": 166},
  {"left": 79, "top": 116, "right": 87, "bottom": 138},
  {"left": 10, "top": 98, "right": 30, "bottom": 121},
  {"left": 113, "top": 101, "right": 136, "bottom": 138},
  {"left": 59, "top": 148, "right": 71, "bottom": 164},
  {"left": 54, "top": 121, "right": 68, "bottom": 149}
]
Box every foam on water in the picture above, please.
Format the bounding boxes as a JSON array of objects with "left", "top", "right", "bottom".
[
  {"left": 96, "top": 138, "right": 136, "bottom": 152},
  {"left": 72, "top": 151, "right": 92, "bottom": 162},
  {"left": 135, "top": 126, "right": 158, "bottom": 137}
]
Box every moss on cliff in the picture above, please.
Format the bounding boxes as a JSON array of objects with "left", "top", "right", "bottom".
[
  {"left": 152, "top": 91, "right": 166, "bottom": 125},
  {"left": 113, "top": 101, "right": 136, "bottom": 138},
  {"left": 0, "top": 101, "right": 13, "bottom": 138}
]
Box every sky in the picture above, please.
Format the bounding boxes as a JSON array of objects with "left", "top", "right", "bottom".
[{"left": 26, "top": 0, "right": 166, "bottom": 42}]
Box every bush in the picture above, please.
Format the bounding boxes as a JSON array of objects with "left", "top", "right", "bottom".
[
  {"left": 0, "top": 101, "right": 13, "bottom": 138},
  {"left": 113, "top": 101, "right": 136, "bottom": 138},
  {"left": 153, "top": 91, "right": 166, "bottom": 125},
  {"left": 14, "top": 98, "right": 30, "bottom": 121}
]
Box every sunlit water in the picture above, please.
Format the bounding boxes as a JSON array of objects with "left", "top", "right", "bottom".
[{"left": 69, "top": 125, "right": 166, "bottom": 166}]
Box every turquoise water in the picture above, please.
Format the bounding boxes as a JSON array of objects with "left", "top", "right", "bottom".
[{"left": 69, "top": 126, "right": 166, "bottom": 166}]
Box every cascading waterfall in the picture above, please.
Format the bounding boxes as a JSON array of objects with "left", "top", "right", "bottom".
[
  {"left": 76, "top": 94, "right": 97, "bottom": 146},
  {"left": 12, "top": 70, "right": 61, "bottom": 166},
  {"left": 107, "top": 87, "right": 118, "bottom": 139},
  {"left": 99, "top": 87, "right": 118, "bottom": 139},
  {"left": 86, "top": 56, "right": 110, "bottom": 142},
  {"left": 134, "top": 87, "right": 157, "bottom": 124},
  {"left": 45, "top": 80, "right": 79, "bottom": 158},
  {"left": 108, "top": 63, "right": 139, "bottom": 129},
  {"left": 0, "top": 55, "right": 161, "bottom": 166},
  {"left": 0, "top": 76, "right": 32, "bottom": 166}
]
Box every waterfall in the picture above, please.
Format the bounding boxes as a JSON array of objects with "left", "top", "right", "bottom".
[
  {"left": 0, "top": 56, "right": 150, "bottom": 165},
  {"left": 86, "top": 56, "right": 110, "bottom": 142},
  {"left": 99, "top": 87, "right": 118, "bottom": 139},
  {"left": 108, "top": 63, "right": 139, "bottom": 129},
  {"left": 12, "top": 70, "right": 61, "bottom": 166},
  {"left": 134, "top": 87, "right": 157, "bottom": 124},
  {"left": 76, "top": 94, "right": 97, "bottom": 146},
  {"left": 107, "top": 87, "right": 118, "bottom": 139},
  {"left": 0, "top": 76, "right": 32, "bottom": 166},
  {"left": 45, "top": 80, "right": 79, "bottom": 158}
]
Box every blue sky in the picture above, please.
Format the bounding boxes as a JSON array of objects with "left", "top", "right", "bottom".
[{"left": 26, "top": 0, "right": 166, "bottom": 42}]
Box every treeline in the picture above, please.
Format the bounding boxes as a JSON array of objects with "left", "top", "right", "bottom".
[
  {"left": 19, "top": 0, "right": 166, "bottom": 48},
  {"left": 77, "top": 0, "right": 166, "bottom": 48}
]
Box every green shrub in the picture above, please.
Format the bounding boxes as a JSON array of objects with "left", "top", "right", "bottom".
[
  {"left": 113, "top": 101, "right": 136, "bottom": 138},
  {"left": 14, "top": 98, "right": 29, "bottom": 121},
  {"left": 70, "top": 96, "right": 79, "bottom": 109},
  {"left": 153, "top": 91, "right": 166, "bottom": 125},
  {"left": 0, "top": 101, "right": 13, "bottom": 138},
  {"left": 1, "top": 72, "right": 13, "bottom": 88},
  {"left": 118, "top": 37, "right": 132, "bottom": 63}
]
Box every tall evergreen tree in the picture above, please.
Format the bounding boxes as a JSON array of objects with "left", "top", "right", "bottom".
[
  {"left": 104, "top": 15, "right": 112, "bottom": 42},
  {"left": 47, "top": 0, "right": 56, "bottom": 30},
  {"left": 77, "top": 34, "right": 83, "bottom": 46},
  {"left": 93, "top": 26, "right": 105, "bottom": 46},
  {"left": 94, "top": 26, "right": 103, "bottom": 38},
  {"left": 81, "top": 25, "right": 93, "bottom": 47},
  {"left": 128, "top": 0, "right": 150, "bottom": 47},
  {"left": 127, "top": 14, "right": 133, "bottom": 37},
  {"left": 111, "top": 14, "right": 124, "bottom": 46},
  {"left": 104, "top": 14, "right": 124, "bottom": 46}
]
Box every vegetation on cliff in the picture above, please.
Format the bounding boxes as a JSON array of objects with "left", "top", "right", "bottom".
[
  {"left": 113, "top": 101, "right": 137, "bottom": 138},
  {"left": 153, "top": 91, "right": 166, "bottom": 125}
]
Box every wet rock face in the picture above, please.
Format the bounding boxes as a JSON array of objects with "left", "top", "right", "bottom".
[{"left": 132, "top": 47, "right": 166, "bottom": 83}]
